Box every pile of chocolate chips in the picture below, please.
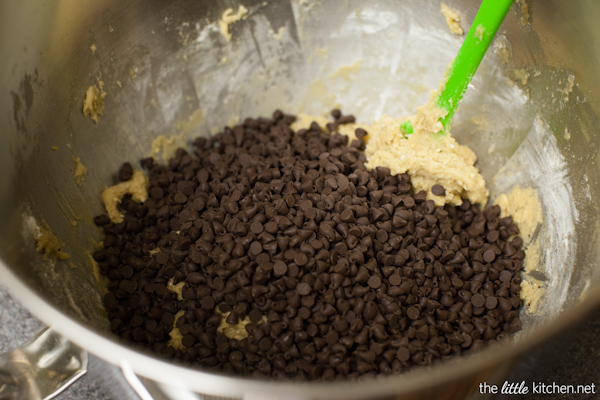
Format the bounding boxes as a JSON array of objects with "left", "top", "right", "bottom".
[{"left": 93, "top": 110, "right": 525, "bottom": 381}]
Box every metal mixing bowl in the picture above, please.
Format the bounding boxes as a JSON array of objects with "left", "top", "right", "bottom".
[{"left": 2, "top": 0, "right": 600, "bottom": 399}]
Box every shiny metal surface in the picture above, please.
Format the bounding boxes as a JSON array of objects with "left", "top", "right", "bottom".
[
  {"left": 1, "top": 0, "right": 600, "bottom": 399},
  {"left": 0, "top": 328, "right": 87, "bottom": 400}
]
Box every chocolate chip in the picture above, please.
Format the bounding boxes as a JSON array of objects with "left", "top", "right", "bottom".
[
  {"left": 118, "top": 162, "right": 134, "bottom": 182},
  {"left": 485, "top": 296, "right": 498, "bottom": 310},
  {"left": 389, "top": 274, "right": 402, "bottom": 286},
  {"left": 297, "top": 282, "right": 311, "bottom": 296},
  {"left": 250, "top": 221, "right": 264, "bottom": 234},
  {"left": 155, "top": 252, "right": 169, "bottom": 265},
  {"left": 431, "top": 185, "right": 445, "bottom": 196},
  {"left": 201, "top": 296, "right": 215, "bottom": 310},
  {"left": 367, "top": 275, "right": 381, "bottom": 289},
  {"left": 471, "top": 293, "right": 486, "bottom": 308},
  {"left": 397, "top": 347, "right": 411, "bottom": 362},
  {"left": 273, "top": 260, "right": 288, "bottom": 276},
  {"left": 248, "top": 309, "right": 263, "bottom": 323},
  {"left": 96, "top": 108, "right": 525, "bottom": 382},
  {"left": 294, "top": 252, "right": 308, "bottom": 266},
  {"left": 499, "top": 270, "right": 513, "bottom": 283},
  {"left": 407, "top": 306, "right": 420, "bottom": 320},
  {"left": 249, "top": 241, "right": 263, "bottom": 256},
  {"left": 487, "top": 230, "right": 499, "bottom": 242},
  {"left": 94, "top": 214, "right": 111, "bottom": 226},
  {"left": 483, "top": 249, "right": 496, "bottom": 263}
]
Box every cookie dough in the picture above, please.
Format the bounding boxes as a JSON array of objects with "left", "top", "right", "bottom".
[
  {"left": 36, "top": 226, "right": 70, "bottom": 260},
  {"left": 73, "top": 157, "right": 87, "bottom": 186},
  {"left": 269, "top": 27, "right": 285, "bottom": 40},
  {"left": 168, "top": 310, "right": 186, "bottom": 350},
  {"left": 294, "top": 100, "right": 488, "bottom": 207},
  {"left": 475, "top": 25, "right": 485, "bottom": 41},
  {"left": 561, "top": 74, "right": 575, "bottom": 103},
  {"left": 440, "top": 2, "right": 464, "bottom": 36},
  {"left": 495, "top": 39, "right": 512, "bottom": 64},
  {"left": 166, "top": 277, "right": 265, "bottom": 345},
  {"left": 521, "top": 280, "right": 544, "bottom": 313},
  {"left": 149, "top": 134, "right": 187, "bottom": 164},
  {"left": 520, "top": 238, "right": 545, "bottom": 313},
  {"left": 167, "top": 277, "right": 185, "bottom": 301},
  {"left": 218, "top": 5, "right": 248, "bottom": 41},
  {"left": 511, "top": 68, "right": 531, "bottom": 86},
  {"left": 366, "top": 119, "right": 487, "bottom": 207},
  {"left": 82, "top": 80, "right": 106, "bottom": 124},
  {"left": 216, "top": 311, "right": 264, "bottom": 341},
  {"left": 516, "top": 0, "right": 531, "bottom": 26},
  {"left": 101, "top": 170, "right": 149, "bottom": 224},
  {"left": 495, "top": 186, "right": 542, "bottom": 243},
  {"left": 87, "top": 250, "right": 108, "bottom": 293},
  {"left": 495, "top": 186, "right": 544, "bottom": 312}
]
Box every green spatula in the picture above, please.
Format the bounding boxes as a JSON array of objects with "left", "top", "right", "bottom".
[{"left": 401, "top": 0, "right": 515, "bottom": 136}]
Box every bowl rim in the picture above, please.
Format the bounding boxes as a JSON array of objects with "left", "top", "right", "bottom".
[{"left": 2, "top": 260, "right": 599, "bottom": 398}]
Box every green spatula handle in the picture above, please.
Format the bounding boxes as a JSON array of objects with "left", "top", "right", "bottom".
[{"left": 437, "top": 0, "right": 515, "bottom": 133}]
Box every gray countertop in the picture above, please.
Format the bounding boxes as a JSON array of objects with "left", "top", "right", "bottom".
[
  {"left": 0, "top": 284, "right": 112, "bottom": 400},
  {"left": 497, "top": 306, "right": 600, "bottom": 400},
  {"left": 0, "top": 282, "right": 598, "bottom": 400}
]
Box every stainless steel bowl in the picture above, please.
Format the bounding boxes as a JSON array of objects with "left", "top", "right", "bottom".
[{"left": 2, "top": 0, "right": 600, "bottom": 399}]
